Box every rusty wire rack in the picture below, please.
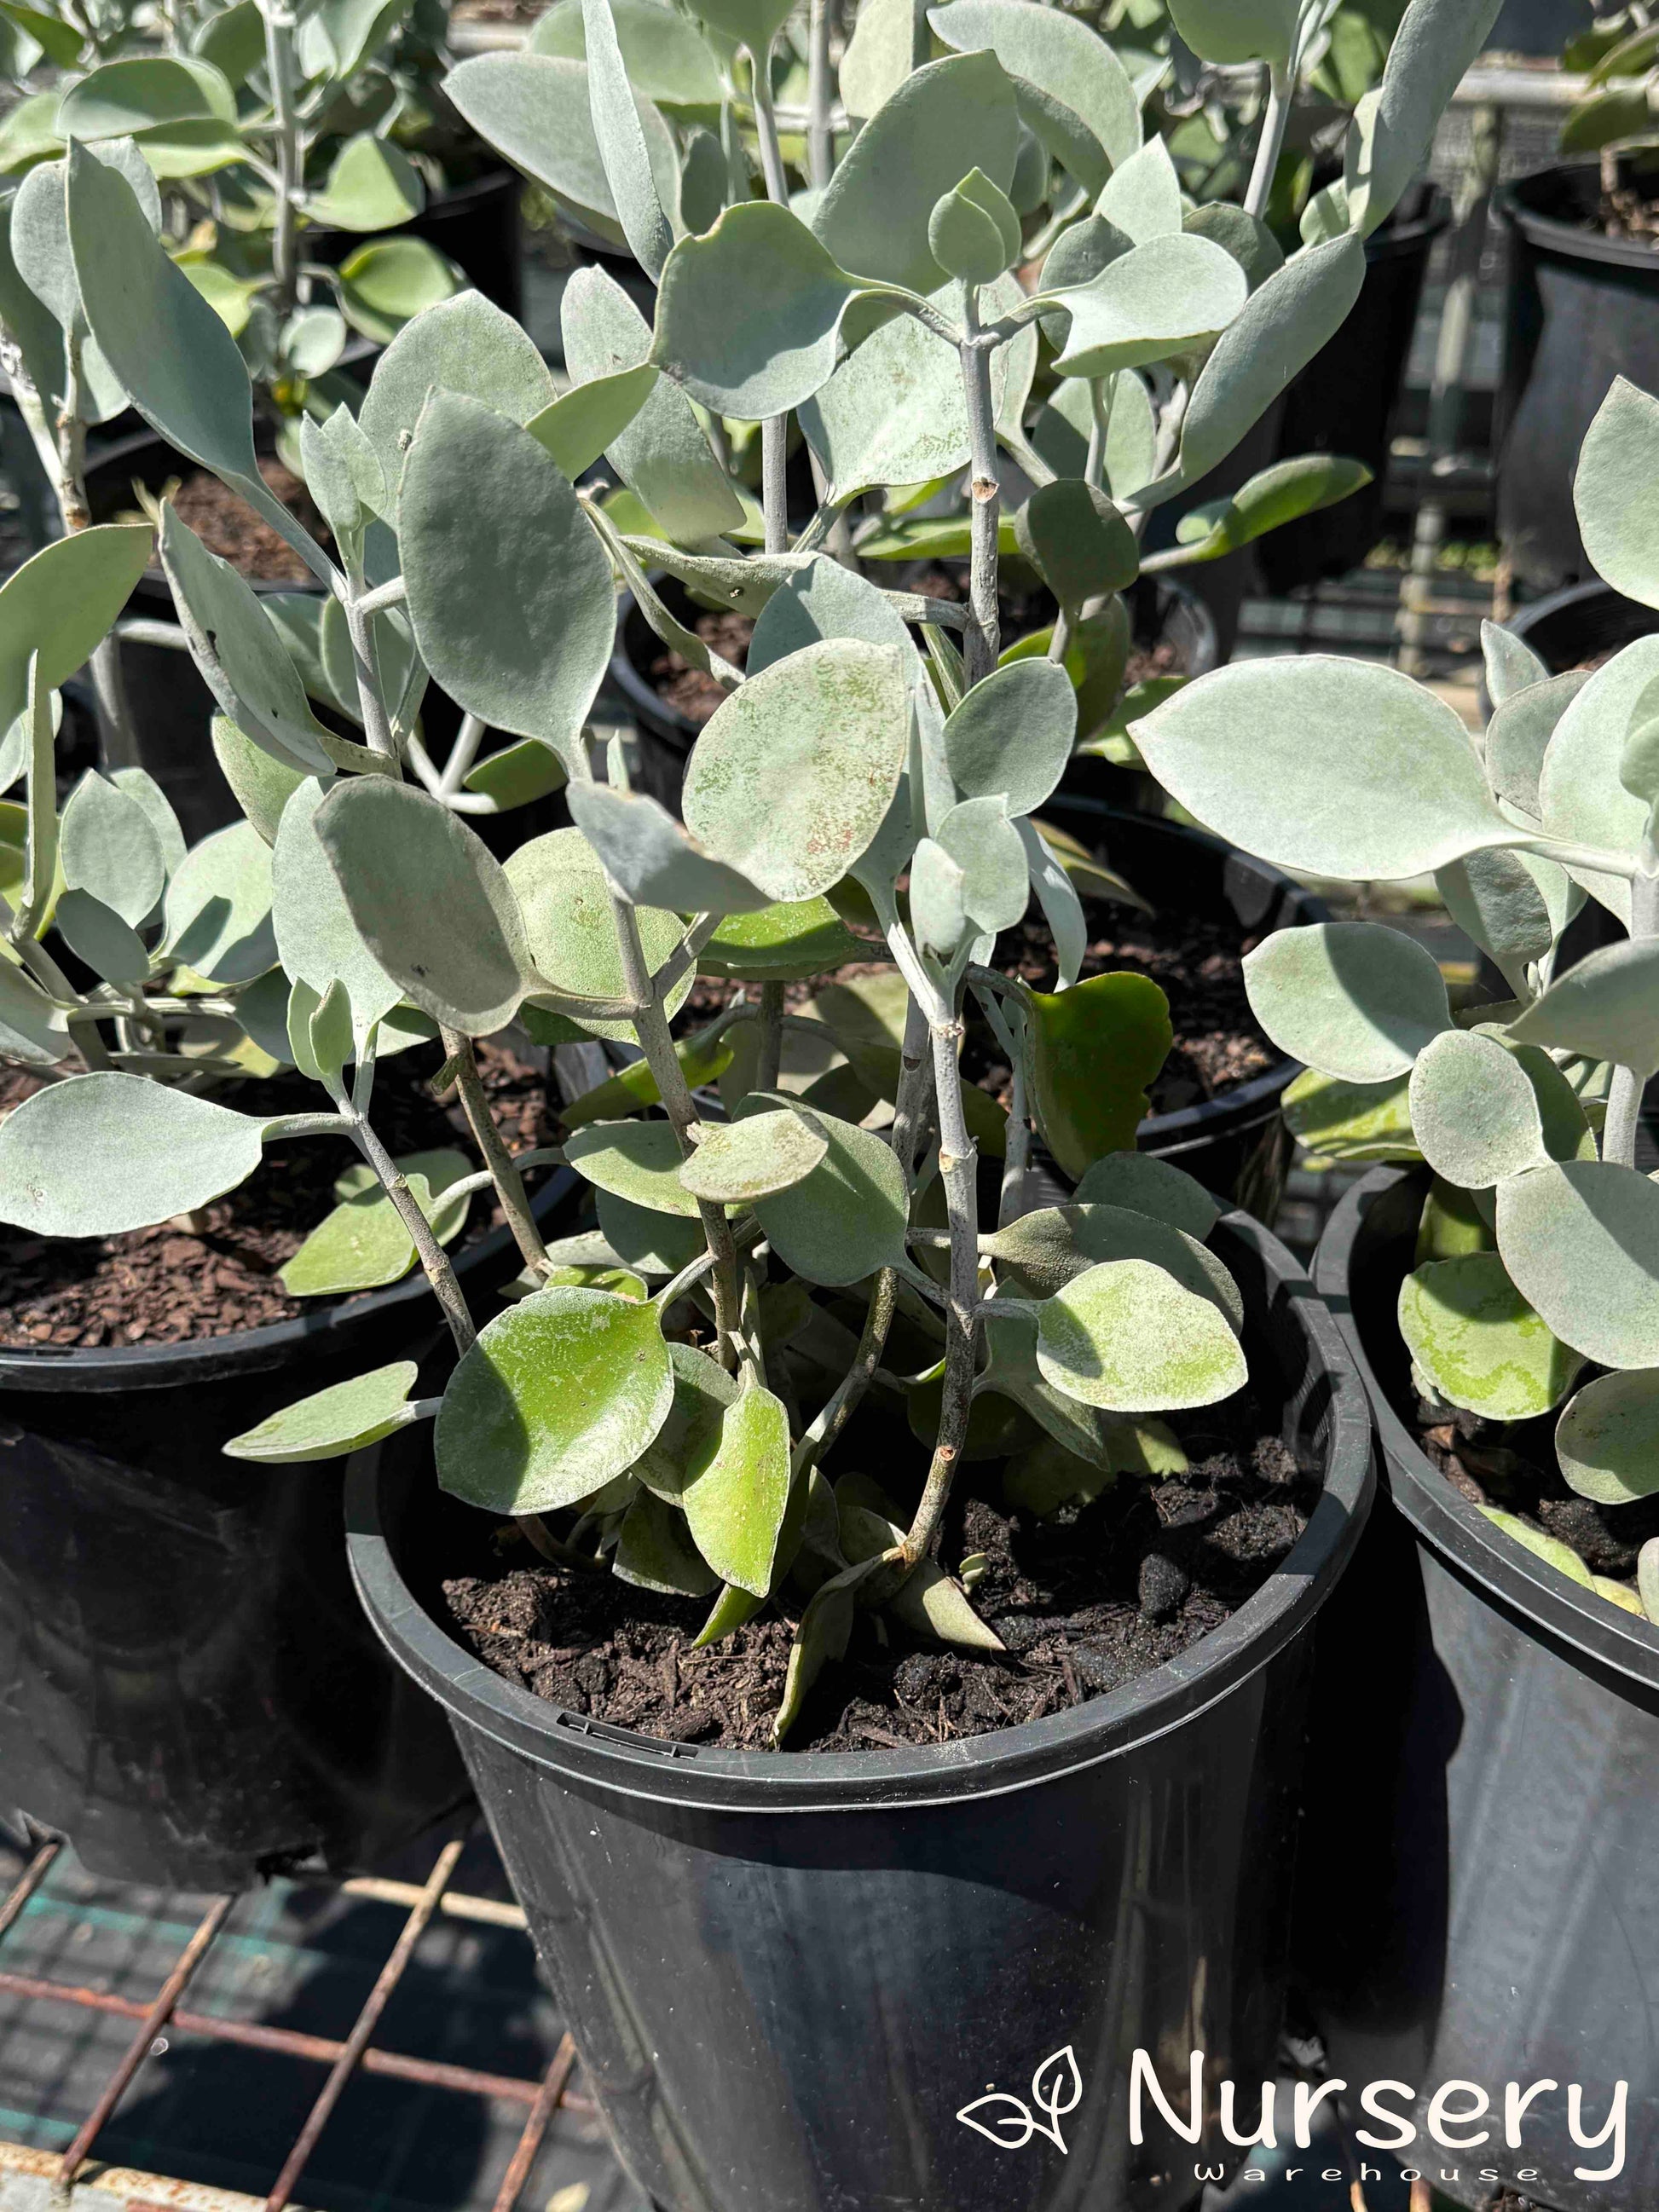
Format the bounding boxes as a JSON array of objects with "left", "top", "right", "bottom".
[{"left": 0, "top": 1824, "right": 611, "bottom": 2212}]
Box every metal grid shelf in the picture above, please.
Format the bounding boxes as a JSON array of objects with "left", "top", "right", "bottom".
[{"left": 0, "top": 1824, "right": 639, "bottom": 2212}]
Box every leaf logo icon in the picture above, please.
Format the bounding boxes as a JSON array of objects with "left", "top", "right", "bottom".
[{"left": 956, "top": 2046, "right": 1082, "bottom": 2153}]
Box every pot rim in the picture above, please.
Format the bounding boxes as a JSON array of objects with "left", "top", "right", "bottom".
[
  {"left": 0, "top": 1167, "right": 580, "bottom": 1395},
  {"left": 1497, "top": 159, "right": 1659, "bottom": 274},
  {"left": 346, "top": 1205, "right": 1374, "bottom": 1816},
  {"left": 1314, "top": 1163, "right": 1659, "bottom": 1689}
]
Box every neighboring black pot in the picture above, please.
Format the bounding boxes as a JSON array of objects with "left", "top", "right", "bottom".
[
  {"left": 609, "top": 573, "right": 1219, "bottom": 812},
  {"left": 1504, "top": 574, "right": 1659, "bottom": 679},
  {"left": 1496, "top": 158, "right": 1659, "bottom": 592},
  {"left": 1027, "top": 799, "right": 1327, "bottom": 1216},
  {"left": 349, "top": 1210, "right": 1373, "bottom": 2212},
  {"left": 1297, "top": 1167, "right": 1659, "bottom": 2212},
  {"left": 0, "top": 1169, "right": 578, "bottom": 1891},
  {"left": 1141, "top": 400, "right": 1284, "bottom": 661},
  {"left": 1257, "top": 184, "right": 1452, "bottom": 594},
  {"left": 308, "top": 165, "right": 524, "bottom": 320}
]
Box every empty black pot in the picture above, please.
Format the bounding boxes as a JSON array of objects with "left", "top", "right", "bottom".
[
  {"left": 0, "top": 1170, "right": 578, "bottom": 1891},
  {"left": 1297, "top": 1167, "right": 1659, "bottom": 2212},
  {"left": 1256, "top": 184, "right": 1451, "bottom": 594},
  {"left": 349, "top": 1208, "right": 1373, "bottom": 2212},
  {"left": 1496, "top": 158, "right": 1659, "bottom": 592}
]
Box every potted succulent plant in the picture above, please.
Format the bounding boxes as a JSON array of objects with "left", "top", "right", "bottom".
[
  {"left": 1130, "top": 376, "right": 1659, "bottom": 2209},
  {"left": 1495, "top": 9, "right": 1659, "bottom": 589},
  {"left": 0, "top": 476, "right": 572, "bottom": 1890}
]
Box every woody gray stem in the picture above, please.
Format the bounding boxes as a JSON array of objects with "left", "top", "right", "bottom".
[
  {"left": 350, "top": 1109, "right": 477, "bottom": 1354},
  {"left": 958, "top": 286, "right": 1000, "bottom": 687},
  {"left": 441, "top": 1025, "right": 548, "bottom": 1273}
]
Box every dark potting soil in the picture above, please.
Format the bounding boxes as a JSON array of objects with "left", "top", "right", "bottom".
[
  {"left": 0, "top": 1042, "right": 555, "bottom": 1349},
  {"left": 965, "top": 902, "right": 1276, "bottom": 1115},
  {"left": 649, "top": 609, "right": 754, "bottom": 727},
  {"left": 1415, "top": 1399, "right": 1659, "bottom": 1604},
  {"left": 1598, "top": 185, "right": 1659, "bottom": 245},
  {"left": 443, "top": 1402, "right": 1315, "bottom": 1752},
  {"left": 168, "top": 460, "right": 332, "bottom": 584}
]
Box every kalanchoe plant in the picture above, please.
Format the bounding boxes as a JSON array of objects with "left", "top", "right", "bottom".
[
  {"left": 1129, "top": 373, "right": 1659, "bottom": 1629},
  {"left": 0, "top": 0, "right": 1493, "bottom": 1739},
  {"left": 1559, "top": 6, "right": 1659, "bottom": 180}
]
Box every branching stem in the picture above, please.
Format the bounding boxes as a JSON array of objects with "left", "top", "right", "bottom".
[
  {"left": 440, "top": 1026, "right": 549, "bottom": 1274},
  {"left": 958, "top": 284, "right": 1001, "bottom": 687}
]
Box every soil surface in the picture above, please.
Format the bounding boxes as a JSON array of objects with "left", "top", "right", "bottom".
[
  {"left": 443, "top": 1401, "right": 1315, "bottom": 1753},
  {"left": 1598, "top": 184, "right": 1659, "bottom": 245},
  {"left": 167, "top": 460, "right": 333, "bottom": 585},
  {"left": 1415, "top": 1396, "right": 1659, "bottom": 1606},
  {"left": 0, "top": 1042, "right": 554, "bottom": 1349},
  {"left": 649, "top": 609, "right": 754, "bottom": 728},
  {"left": 966, "top": 902, "right": 1276, "bottom": 1115}
]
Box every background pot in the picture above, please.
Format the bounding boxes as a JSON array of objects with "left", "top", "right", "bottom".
[
  {"left": 0, "top": 1169, "right": 578, "bottom": 1891},
  {"left": 1496, "top": 158, "right": 1659, "bottom": 592},
  {"left": 1256, "top": 184, "right": 1452, "bottom": 595},
  {"left": 308, "top": 165, "right": 524, "bottom": 318},
  {"left": 1140, "top": 401, "right": 1284, "bottom": 661},
  {"left": 1032, "top": 798, "right": 1326, "bottom": 1216},
  {"left": 1296, "top": 1166, "right": 1659, "bottom": 2212},
  {"left": 608, "top": 573, "right": 1218, "bottom": 812},
  {"left": 349, "top": 1210, "right": 1373, "bottom": 2212}
]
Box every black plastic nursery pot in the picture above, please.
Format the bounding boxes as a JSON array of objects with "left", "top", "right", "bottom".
[
  {"left": 308, "top": 165, "right": 524, "bottom": 319},
  {"left": 349, "top": 1209, "right": 1373, "bottom": 2212},
  {"left": 1505, "top": 574, "right": 1659, "bottom": 675},
  {"left": 1030, "top": 795, "right": 1327, "bottom": 1217},
  {"left": 1256, "top": 184, "right": 1451, "bottom": 595},
  {"left": 609, "top": 573, "right": 1219, "bottom": 812},
  {"left": 1296, "top": 1168, "right": 1659, "bottom": 2212},
  {"left": 0, "top": 1171, "right": 578, "bottom": 1892},
  {"left": 1496, "top": 158, "right": 1659, "bottom": 592}
]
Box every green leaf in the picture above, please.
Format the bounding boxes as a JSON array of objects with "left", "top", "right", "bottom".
[
  {"left": 315, "top": 777, "right": 529, "bottom": 1036},
  {"left": 1497, "top": 1159, "right": 1659, "bottom": 1371},
  {"left": 1169, "top": 454, "right": 1373, "bottom": 563},
  {"left": 1014, "top": 478, "right": 1139, "bottom": 606},
  {"left": 942, "top": 657, "right": 1076, "bottom": 818},
  {"left": 797, "top": 286, "right": 970, "bottom": 502},
  {"left": 1097, "top": 135, "right": 1183, "bottom": 242},
  {"left": 1483, "top": 618, "right": 1550, "bottom": 710},
  {"left": 0, "top": 90, "right": 61, "bottom": 176},
  {"left": 358, "top": 290, "right": 558, "bottom": 517},
  {"left": 1283, "top": 1066, "right": 1420, "bottom": 1164},
  {"left": 1344, "top": 0, "right": 1505, "bottom": 236},
  {"left": 1167, "top": 0, "right": 1298, "bottom": 65},
  {"left": 613, "top": 1489, "right": 719, "bottom": 1596},
  {"left": 841, "top": 0, "right": 925, "bottom": 118},
  {"left": 837, "top": 1481, "right": 1004, "bottom": 1648},
  {"left": 581, "top": 0, "right": 673, "bottom": 280},
  {"left": 928, "top": 0, "right": 1142, "bottom": 196},
  {"left": 1512, "top": 938, "right": 1659, "bottom": 1079},
  {"left": 986, "top": 1201, "right": 1241, "bottom": 1327},
  {"left": 58, "top": 769, "right": 165, "bottom": 928},
  {"left": 567, "top": 781, "right": 770, "bottom": 914},
  {"left": 436, "top": 1286, "right": 674, "bottom": 1514},
  {"left": 566, "top": 1118, "right": 702, "bottom": 1216},
  {"left": 1029, "top": 969, "right": 1172, "bottom": 1180},
  {"left": 1048, "top": 233, "right": 1247, "bottom": 380},
  {"left": 928, "top": 166, "right": 1021, "bottom": 284},
  {"left": 1401, "top": 1251, "right": 1581, "bottom": 1420},
  {"left": 282, "top": 1155, "right": 471, "bottom": 1296},
  {"left": 747, "top": 1094, "right": 911, "bottom": 1285},
  {"left": 1132, "top": 656, "right": 1513, "bottom": 880},
  {"left": 336, "top": 236, "right": 460, "bottom": 344},
  {"left": 599, "top": 1188, "right": 705, "bottom": 1273},
  {"left": 1243, "top": 921, "right": 1452, "bottom": 1083},
  {"left": 1436, "top": 847, "right": 1575, "bottom": 996},
  {"left": 745, "top": 554, "right": 917, "bottom": 675},
  {"left": 1035, "top": 1256, "right": 1247, "bottom": 1412},
  {"left": 561, "top": 1025, "right": 735, "bottom": 1129},
  {"left": 932, "top": 794, "right": 1029, "bottom": 934},
  {"left": 1408, "top": 1027, "right": 1548, "bottom": 1189},
  {"left": 1, "top": 1, "right": 80, "bottom": 66},
  {"left": 1185, "top": 202, "right": 1284, "bottom": 292},
  {"left": 0, "top": 526, "right": 151, "bottom": 740},
  {"left": 1576, "top": 377, "right": 1659, "bottom": 614},
  {"left": 223, "top": 1361, "right": 424, "bottom": 1464},
  {"left": 401, "top": 390, "right": 613, "bottom": 772},
  {"left": 1537, "top": 637, "right": 1659, "bottom": 925},
  {"left": 532, "top": 0, "right": 723, "bottom": 110},
  {"left": 58, "top": 54, "right": 234, "bottom": 138},
  {"left": 689, "top": 0, "right": 791, "bottom": 51},
  {"left": 814, "top": 51, "right": 1020, "bottom": 292},
  {"left": 1487, "top": 670, "right": 1590, "bottom": 824},
  {"left": 506, "top": 826, "right": 690, "bottom": 1041},
  {"left": 631, "top": 1337, "right": 737, "bottom": 1499},
  {"left": 1557, "top": 1370, "right": 1659, "bottom": 1507},
  {"left": 654, "top": 199, "right": 874, "bottom": 418},
  {"left": 272, "top": 777, "right": 402, "bottom": 1035},
  {"left": 771, "top": 1561, "right": 864, "bottom": 1744},
  {"left": 1478, "top": 1506, "right": 1595, "bottom": 1591},
  {"left": 66, "top": 145, "right": 323, "bottom": 580},
  {"left": 1170, "top": 235, "right": 1366, "bottom": 494},
  {"left": 161, "top": 819, "right": 277, "bottom": 984},
  {"left": 679, "top": 1384, "right": 792, "bottom": 1597},
  {"left": 524, "top": 362, "right": 660, "bottom": 482},
  {"left": 1072, "top": 1151, "right": 1220, "bottom": 1239},
  {"left": 697, "top": 898, "right": 869, "bottom": 981},
  {"left": 0, "top": 1071, "right": 267, "bottom": 1234},
  {"left": 1417, "top": 1177, "right": 1496, "bottom": 1262},
  {"left": 683, "top": 639, "right": 910, "bottom": 903},
  {"left": 444, "top": 52, "right": 679, "bottom": 256},
  {"left": 53, "top": 887, "right": 150, "bottom": 983},
  {"left": 681, "top": 1107, "right": 828, "bottom": 1204},
  {"left": 307, "top": 132, "right": 425, "bottom": 232},
  {"left": 464, "top": 739, "right": 569, "bottom": 811}
]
